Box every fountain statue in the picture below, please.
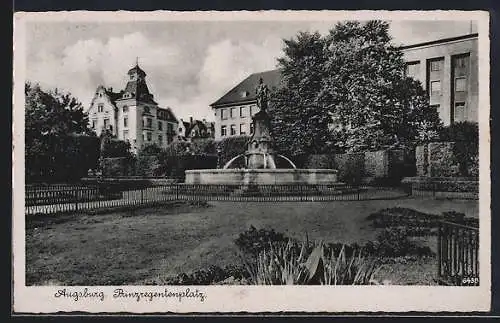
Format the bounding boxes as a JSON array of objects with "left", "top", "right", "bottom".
[{"left": 184, "top": 78, "right": 339, "bottom": 186}]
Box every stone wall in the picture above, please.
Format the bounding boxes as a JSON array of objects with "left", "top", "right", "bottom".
[
  {"left": 415, "top": 145, "right": 429, "bottom": 176},
  {"left": 418, "top": 142, "right": 462, "bottom": 177}
]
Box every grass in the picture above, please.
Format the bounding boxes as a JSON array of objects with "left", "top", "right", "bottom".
[{"left": 25, "top": 198, "right": 478, "bottom": 285}]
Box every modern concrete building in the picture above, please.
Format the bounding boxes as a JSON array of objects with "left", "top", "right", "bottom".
[
  {"left": 210, "top": 33, "right": 479, "bottom": 140},
  {"left": 88, "top": 63, "right": 178, "bottom": 153},
  {"left": 401, "top": 33, "right": 478, "bottom": 126}
]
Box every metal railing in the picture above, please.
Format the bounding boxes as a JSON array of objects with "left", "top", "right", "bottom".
[
  {"left": 24, "top": 180, "right": 478, "bottom": 216},
  {"left": 437, "top": 220, "right": 480, "bottom": 286},
  {"left": 25, "top": 183, "right": 411, "bottom": 215}
]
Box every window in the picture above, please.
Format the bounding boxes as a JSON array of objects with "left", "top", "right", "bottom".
[
  {"left": 158, "top": 121, "right": 163, "bottom": 131},
  {"left": 240, "top": 106, "right": 247, "bottom": 118},
  {"left": 167, "top": 123, "right": 174, "bottom": 134},
  {"left": 144, "top": 106, "right": 150, "bottom": 114},
  {"left": 221, "top": 109, "right": 227, "bottom": 120},
  {"left": 91, "top": 120, "right": 97, "bottom": 129},
  {"left": 147, "top": 132, "right": 152, "bottom": 141},
  {"left": 98, "top": 104, "right": 104, "bottom": 113},
  {"left": 455, "top": 56, "right": 468, "bottom": 68},
  {"left": 455, "top": 77, "right": 467, "bottom": 92},
  {"left": 250, "top": 122, "right": 254, "bottom": 134},
  {"left": 430, "top": 60, "right": 441, "bottom": 71},
  {"left": 430, "top": 80, "right": 441, "bottom": 94},
  {"left": 250, "top": 105, "right": 257, "bottom": 116},
  {"left": 103, "top": 118, "right": 110, "bottom": 129},
  {"left": 230, "top": 124, "right": 236, "bottom": 136},
  {"left": 240, "top": 123, "right": 246, "bottom": 135},
  {"left": 454, "top": 102, "right": 466, "bottom": 122},
  {"left": 123, "top": 117, "right": 128, "bottom": 128},
  {"left": 430, "top": 104, "right": 440, "bottom": 111},
  {"left": 405, "top": 62, "right": 420, "bottom": 79},
  {"left": 142, "top": 133, "right": 145, "bottom": 142},
  {"left": 130, "top": 74, "right": 134, "bottom": 80},
  {"left": 146, "top": 118, "right": 153, "bottom": 129},
  {"left": 99, "top": 93, "right": 103, "bottom": 98},
  {"left": 158, "top": 134, "right": 163, "bottom": 144},
  {"left": 123, "top": 130, "right": 129, "bottom": 141},
  {"left": 122, "top": 105, "right": 128, "bottom": 113},
  {"left": 230, "top": 107, "right": 236, "bottom": 118},
  {"left": 221, "top": 125, "right": 227, "bottom": 137}
]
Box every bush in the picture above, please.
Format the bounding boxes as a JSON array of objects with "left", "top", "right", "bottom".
[
  {"left": 26, "top": 134, "right": 100, "bottom": 183},
  {"left": 217, "top": 135, "right": 250, "bottom": 167},
  {"left": 101, "top": 138, "right": 132, "bottom": 158},
  {"left": 439, "top": 121, "right": 479, "bottom": 177},
  {"left": 158, "top": 265, "right": 249, "bottom": 285},
  {"left": 374, "top": 228, "right": 433, "bottom": 257},
  {"left": 234, "top": 225, "right": 288, "bottom": 257},
  {"left": 247, "top": 240, "right": 381, "bottom": 285}
]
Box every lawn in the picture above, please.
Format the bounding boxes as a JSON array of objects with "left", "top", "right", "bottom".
[{"left": 25, "top": 198, "right": 478, "bottom": 285}]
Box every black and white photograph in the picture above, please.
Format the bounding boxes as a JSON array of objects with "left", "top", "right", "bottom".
[{"left": 12, "top": 10, "right": 490, "bottom": 313}]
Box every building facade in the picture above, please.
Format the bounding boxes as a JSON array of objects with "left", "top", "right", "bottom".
[
  {"left": 88, "top": 63, "right": 178, "bottom": 153},
  {"left": 210, "top": 69, "right": 281, "bottom": 140},
  {"left": 176, "top": 117, "right": 215, "bottom": 142},
  {"left": 401, "top": 33, "right": 478, "bottom": 126},
  {"left": 210, "top": 34, "right": 479, "bottom": 140}
]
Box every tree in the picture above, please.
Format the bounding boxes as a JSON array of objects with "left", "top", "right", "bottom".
[
  {"left": 270, "top": 31, "right": 331, "bottom": 156},
  {"left": 270, "top": 21, "right": 443, "bottom": 155},
  {"left": 25, "top": 82, "right": 98, "bottom": 182}
]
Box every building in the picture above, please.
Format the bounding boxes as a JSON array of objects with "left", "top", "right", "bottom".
[
  {"left": 210, "top": 69, "right": 281, "bottom": 140},
  {"left": 401, "top": 33, "right": 478, "bottom": 126},
  {"left": 176, "top": 117, "right": 215, "bottom": 142},
  {"left": 88, "top": 63, "right": 178, "bottom": 152},
  {"left": 210, "top": 33, "right": 479, "bottom": 140}
]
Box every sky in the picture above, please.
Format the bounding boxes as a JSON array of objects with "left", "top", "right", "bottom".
[{"left": 25, "top": 19, "right": 478, "bottom": 121}]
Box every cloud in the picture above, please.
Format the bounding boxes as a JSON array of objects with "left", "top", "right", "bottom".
[
  {"left": 27, "top": 31, "right": 285, "bottom": 122},
  {"left": 152, "top": 36, "right": 283, "bottom": 121},
  {"left": 27, "top": 32, "right": 183, "bottom": 111}
]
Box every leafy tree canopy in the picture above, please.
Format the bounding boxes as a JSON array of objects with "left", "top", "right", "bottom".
[{"left": 270, "top": 21, "right": 443, "bottom": 155}]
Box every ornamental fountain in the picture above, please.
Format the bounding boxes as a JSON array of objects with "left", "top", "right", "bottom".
[{"left": 184, "top": 78, "right": 339, "bottom": 186}]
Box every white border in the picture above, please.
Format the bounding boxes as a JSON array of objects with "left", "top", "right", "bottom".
[{"left": 13, "top": 10, "right": 491, "bottom": 313}]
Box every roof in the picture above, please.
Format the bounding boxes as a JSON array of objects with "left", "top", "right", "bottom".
[
  {"left": 104, "top": 88, "right": 123, "bottom": 103},
  {"left": 186, "top": 120, "right": 215, "bottom": 137},
  {"left": 210, "top": 69, "right": 282, "bottom": 107},
  {"left": 122, "top": 79, "right": 157, "bottom": 104},
  {"left": 128, "top": 64, "right": 147, "bottom": 77},
  {"left": 399, "top": 33, "right": 478, "bottom": 50},
  {"left": 157, "top": 107, "right": 178, "bottom": 123}
]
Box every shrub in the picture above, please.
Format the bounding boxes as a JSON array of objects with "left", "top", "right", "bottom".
[
  {"left": 158, "top": 265, "right": 249, "bottom": 285},
  {"left": 217, "top": 135, "right": 250, "bottom": 167},
  {"left": 101, "top": 138, "right": 132, "bottom": 158},
  {"left": 234, "top": 225, "right": 289, "bottom": 257},
  {"left": 439, "top": 121, "right": 479, "bottom": 177},
  {"left": 374, "top": 228, "right": 434, "bottom": 257},
  {"left": 247, "top": 240, "right": 381, "bottom": 285}
]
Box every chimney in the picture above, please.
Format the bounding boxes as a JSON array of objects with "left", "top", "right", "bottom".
[{"left": 190, "top": 117, "right": 193, "bottom": 124}]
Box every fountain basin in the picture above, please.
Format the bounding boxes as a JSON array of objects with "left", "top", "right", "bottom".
[{"left": 185, "top": 168, "right": 338, "bottom": 185}]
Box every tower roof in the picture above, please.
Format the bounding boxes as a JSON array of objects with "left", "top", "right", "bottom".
[{"left": 127, "top": 63, "right": 146, "bottom": 77}]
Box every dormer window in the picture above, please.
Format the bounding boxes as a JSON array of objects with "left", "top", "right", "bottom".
[
  {"left": 241, "top": 91, "right": 249, "bottom": 98},
  {"left": 130, "top": 74, "right": 134, "bottom": 80}
]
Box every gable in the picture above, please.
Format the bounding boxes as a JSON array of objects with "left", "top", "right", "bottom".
[{"left": 210, "top": 69, "right": 282, "bottom": 107}]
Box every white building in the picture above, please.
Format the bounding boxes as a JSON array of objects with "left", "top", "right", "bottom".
[{"left": 88, "top": 63, "right": 178, "bottom": 153}]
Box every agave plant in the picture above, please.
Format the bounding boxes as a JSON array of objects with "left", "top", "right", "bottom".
[{"left": 246, "top": 239, "right": 382, "bottom": 285}]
